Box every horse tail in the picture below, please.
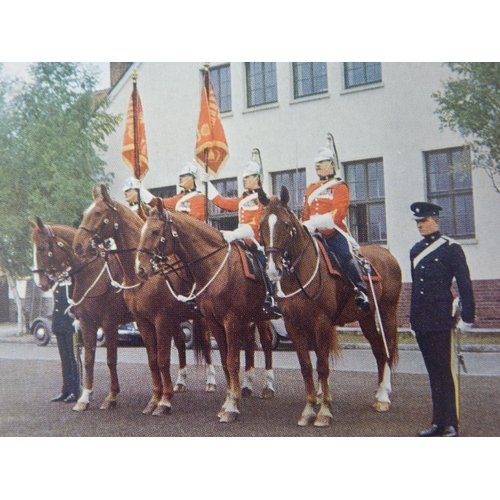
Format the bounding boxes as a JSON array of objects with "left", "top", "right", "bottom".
[
  {"left": 191, "top": 311, "right": 209, "bottom": 365},
  {"left": 330, "top": 325, "right": 342, "bottom": 358}
]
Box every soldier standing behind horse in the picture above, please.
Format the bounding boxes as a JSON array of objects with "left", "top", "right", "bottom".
[
  {"left": 50, "top": 281, "right": 81, "bottom": 403},
  {"left": 410, "top": 201, "right": 475, "bottom": 437},
  {"left": 200, "top": 155, "right": 281, "bottom": 319},
  {"left": 301, "top": 144, "right": 370, "bottom": 312}
]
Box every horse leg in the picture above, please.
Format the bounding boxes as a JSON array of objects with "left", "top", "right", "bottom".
[
  {"left": 135, "top": 318, "right": 162, "bottom": 414},
  {"left": 172, "top": 327, "right": 187, "bottom": 393},
  {"left": 286, "top": 322, "right": 318, "bottom": 426},
  {"left": 241, "top": 324, "right": 255, "bottom": 397},
  {"left": 313, "top": 321, "right": 335, "bottom": 427},
  {"left": 359, "top": 315, "right": 393, "bottom": 412},
  {"left": 100, "top": 322, "right": 120, "bottom": 410},
  {"left": 151, "top": 317, "right": 175, "bottom": 416},
  {"left": 255, "top": 321, "right": 275, "bottom": 399},
  {"left": 72, "top": 319, "right": 97, "bottom": 412}
]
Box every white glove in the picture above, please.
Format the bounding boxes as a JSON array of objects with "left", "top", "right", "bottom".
[
  {"left": 131, "top": 178, "right": 142, "bottom": 189},
  {"left": 302, "top": 213, "right": 335, "bottom": 233},
  {"left": 198, "top": 171, "right": 212, "bottom": 183},
  {"left": 222, "top": 224, "right": 254, "bottom": 243},
  {"left": 133, "top": 180, "right": 154, "bottom": 204},
  {"left": 456, "top": 319, "right": 472, "bottom": 333},
  {"left": 302, "top": 220, "right": 317, "bottom": 233},
  {"left": 204, "top": 181, "right": 220, "bottom": 201}
]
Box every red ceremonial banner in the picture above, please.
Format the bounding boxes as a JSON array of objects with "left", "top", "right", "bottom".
[
  {"left": 195, "top": 72, "right": 229, "bottom": 177},
  {"left": 122, "top": 87, "right": 149, "bottom": 180}
]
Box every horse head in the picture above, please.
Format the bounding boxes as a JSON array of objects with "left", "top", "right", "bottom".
[
  {"left": 259, "top": 186, "right": 304, "bottom": 283},
  {"left": 73, "top": 184, "right": 122, "bottom": 260},
  {"left": 136, "top": 203, "right": 176, "bottom": 280},
  {"left": 31, "top": 217, "right": 74, "bottom": 291}
]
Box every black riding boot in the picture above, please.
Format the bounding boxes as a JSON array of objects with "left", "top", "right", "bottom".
[
  {"left": 342, "top": 258, "right": 370, "bottom": 312},
  {"left": 254, "top": 249, "right": 282, "bottom": 320}
]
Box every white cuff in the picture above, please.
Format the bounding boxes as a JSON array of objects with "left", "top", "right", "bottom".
[
  {"left": 310, "top": 212, "right": 335, "bottom": 230},
  {"left": 204, "top": 181, "right": 219, "bottom": 201},
  {"left": 456, "top": 319, "right": 472, "bottom": 333},
  {"left": 140, "top": 186, "right": 154, "bottom": 204},
  {"left": 223, "top": 224, "right": 254, "bottom": 242}
]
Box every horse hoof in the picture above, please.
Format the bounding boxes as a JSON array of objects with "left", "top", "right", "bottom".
[
  {"left": 219, "top": 411, "right": 239, "bottom": 423},
  {"left": 152, "top": 404, "right": 172, "bottom": 416},
  {"left": 241, "top": 387, "right": 252, "bottom": 398},
  {"left": 314, "top": 415, "right": 332, "bottom": 427},
  {"left": 205, "top": 384, "right": 216, "bottom": 392},
  {"left": 297, "top": 415, "right": 316, "bottom": 427},
  {"left": 72, "top": 402, "right": 89, "bottom": 412},
  {"left": 372, "top": 401, "right": 390, "bottom": 412},
  {"left": 142, "top": 402, "right": 157, "bottom": 415},
  {"left": 174, "top": 384, "right": 186, "bottom": 393},
  {"left": 261, "top": 388, "right": 275, "bottom": 399},
  {"left": 100, "top": 399, "right": 117, "bottom": 410}
]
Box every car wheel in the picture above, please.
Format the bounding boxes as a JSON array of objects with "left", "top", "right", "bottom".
[
  {"left": 96, "top": 327, "right": 106, "bottom": 347},
  {"left": 180, "top": 321, "right": 193, "bottom": 349},
  {"left": 31, "top": 318, "right": 52, "bottom": 346}
]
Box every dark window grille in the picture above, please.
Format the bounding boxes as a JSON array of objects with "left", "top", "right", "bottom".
[
  {"left": 293, "top": 62, "right": 328, "bottom": 98},
  {"left": 344, "top": 158, "right": 387, "bottom": 243},
  {"left": 271, "top": 169, "right": 307, "bottom": 219},
  {"left": 209, "top": 65, "right": 232, "bottom": 113},
  {"left": 425, "top": 147, "right": 475, "bottom": 238},
  {"left": 245, "top": 62, "right": 278, "bottom": 107},
  {"left": 150, "top": 185, "right": 177, "bottom": 199},
  {"left": 344, "top": 62, "right": 382, "bottom": 89},
  {"left": 208, "top": 177, "right": 239, "bottom": 230}
]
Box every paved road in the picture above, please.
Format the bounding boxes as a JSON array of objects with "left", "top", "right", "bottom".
[{"left": 1, "top": 342, "right": 499, "bottom": 437}]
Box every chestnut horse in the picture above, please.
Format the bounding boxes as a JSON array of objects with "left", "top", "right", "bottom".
[
  {"left": 73, "top": 186, "right": 215, "bottom": 416},
  {"left": 31, "top": 218, "right": 132, "bottom": 411},
  {"left": 259, "top": 187, "right": 402, "bottom": 427},
  {"left": 135, "top": 205, "right": 277, "bottom": 423}
]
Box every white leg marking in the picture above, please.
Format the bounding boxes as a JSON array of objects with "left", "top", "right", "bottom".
[
  {"left": 206, "top": 364, "right": 216, "bottom": 386},
  {"left": 175, "top": 367, "right": 187, "bottom": 388},
  {"left": 242, "top": 367, "right": 255, "bottom": 390},
  {"left": 375, "top": 363, "right": 392, "bottom": 403},
  {"left": 135, "top": 223, "right": 149, "bottom": 273},
  {"left": 78, "top": 388, "right": 94, "bottom": 404},
  {"left": 266, "top": 214, "right": 280, "bottom": 282},
  {"left": 33, "top": 245, "right": 40, "bottom": 287},
  {"left": 263, "top": 369, "right": 275, "bottom": 391}
]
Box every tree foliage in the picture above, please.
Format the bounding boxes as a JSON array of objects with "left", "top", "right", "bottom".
[
  {"left": 433, "top": 62, "right": 500, "bottom": 193},
  {"left": 0, "top": 62, "right": 121, "bottom": 279}
]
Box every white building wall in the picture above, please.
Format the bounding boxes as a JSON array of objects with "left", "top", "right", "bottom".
[{"left": 101, "top": 62, "right": 500, "bottom": 284}]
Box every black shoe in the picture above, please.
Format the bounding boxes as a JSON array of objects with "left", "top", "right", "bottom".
[
  {"left": 50, "top": 393, "right": 68, "bottom": 402},
  {"left": 355, "top": 290, "right": 370, "bottom": 312},
  {"left": 263, "top": 298, "right": 282, "bottom": 320},
  {"left": 418, "top": 424, "right": 444, "bottom": 437},
  {"left": 63, "top": 393, "right": 77, "bottom": 403},
  {"left": 442, "top": 425, "right": 459, "bottom": 437}
]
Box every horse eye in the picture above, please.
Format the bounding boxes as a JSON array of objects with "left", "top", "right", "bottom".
[
  {"left": 152, "top": 230, "right": 160, "bottom": 237},
  {"left": 38, "top": 247, "right": 46, "bottom": 252}
]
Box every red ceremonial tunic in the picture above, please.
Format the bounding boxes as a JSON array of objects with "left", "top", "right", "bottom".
[
  {"left": 302, "top": 178, "right": 350, "bottom": 240},
  {"left": 154, "top": 190, "right": 206, "bottom": 222},
  {"left": 211, "top": 191, "right": 263, "bottom": 242}
]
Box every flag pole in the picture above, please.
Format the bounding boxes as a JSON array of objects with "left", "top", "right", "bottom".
[
  {"left": 131, "top": 68, "right": 144, "bottom": 214},
  {"left": 203, "top": 62, "right": 210, "bottom": 224}
]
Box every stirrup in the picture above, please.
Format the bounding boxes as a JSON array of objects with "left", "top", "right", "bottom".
[
  {"left": 263, "top": 296, "right": 282, "bottom": 319},
  {"left": 355, "top": 290, "right": 370, "bottom": 312}
]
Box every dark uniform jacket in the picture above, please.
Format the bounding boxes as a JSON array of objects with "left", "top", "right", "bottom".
[
  {"left": 52, "top": 282, "right": 74, "bottom": 334},
  {"left": 410, "top": 231, "right": 475, "bottom": 332}
]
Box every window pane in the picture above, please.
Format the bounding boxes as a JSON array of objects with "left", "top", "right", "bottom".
[
  {"left": 344, "top": 62, "right": 381, "bottom": 88},
  {"left": 431, "top": 195, "right": 453, "bottom": 235},
  {"left": 294, "top": 62, "right": 327, "bottom": 98},
  {"left": 346, "top": 163, "right": 367, "bottom": 201},
  {"left": 451, "top": 149, "right": 472, "bottom": 189},
  {"left": 368, "top": 204, "right": 387, "bottom": 242},
  {"left": 246, "top": 62, "right": 277, "bottom": 107},
  {"left": 454, "top": 194, "right": 475, "bottom": 236},
  {"left": 368, "top": 160, "right": 384, "bottom": 199},
  {"left": 271, "top": 169, "right": 306, "bottom": 218},
  {"left": 428, "top": 151, "right": 451, "bottom": 192}
]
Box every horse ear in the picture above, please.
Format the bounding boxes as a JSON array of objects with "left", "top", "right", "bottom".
[
  {"left": 154, "top": 197, "right": 162, "bottom": 210},
  {"left": 257, "top": 188, "right": 270, "bottom": 207},
  {"left": 150, "top": 207, "right": 159, "bottom": 217},
  {"left": 92, "top": 185, "right": 100, "bottom": 200},
  {"left": 34, "top": 216, "right": 46, "bottom": 232},
  {"left": 280, "top": 185, "right": 290, "bottom": 206},
  {"left": 101, "top": 184, "right": 112, "bottom": 203}
]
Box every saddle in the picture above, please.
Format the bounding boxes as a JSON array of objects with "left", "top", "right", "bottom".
[
  {"left": 234, "top": 241, "right": 264, "bottom": 282},
  {"left": 314, "top": 235, "right": 382, "bottom": 282}
]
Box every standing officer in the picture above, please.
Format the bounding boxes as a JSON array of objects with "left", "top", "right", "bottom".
[
  {"left": 410, "top": 201, "right": 475, "bottom": 437},
  {"left": 302, "top": 145, "right": 370, "bottom": 312},
  {"left": 50, "top": 281, "right": 81, "bottom": 403}
]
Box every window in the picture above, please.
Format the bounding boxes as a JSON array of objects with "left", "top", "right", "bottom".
[
  {"left": 271, "top": 169, "right": 307, "bottom": 219},
  {"left": 150, "top": 185, "right": 177, "bottom": 198},
  {"left": 293, "top": 62, "right": 328, "bottom": 98},
  {"left": 344, "top": 158, "right": 387, "bottom": 243},
  {"left": 208, "top": 177, "right": 238, "bottom": 230},
  {"left": 245, "top": 62, "right": 277, "bottom": 107},
  {"left": 210, "top": 65, "right": 231, "bottom": 113},
  {"left": 344, "top": 62, "right": 382, "bottom": 89},
  {"left": 425, "top": 147, "right": 475, "bottom": 238}
]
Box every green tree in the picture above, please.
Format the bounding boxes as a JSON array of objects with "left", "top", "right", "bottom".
[
  {"left": 0, "top": 62, "right": 121, "bottom": 332},
  {"left": 433, "top": 62, "right": 500, "bottom": 193}
]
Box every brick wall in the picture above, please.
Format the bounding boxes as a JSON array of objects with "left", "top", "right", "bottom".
[{"left": 397, "top": 279, "right": 500, "bottom": 330}]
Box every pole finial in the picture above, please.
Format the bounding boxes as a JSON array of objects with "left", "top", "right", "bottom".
[
  {"left": 132, "top": 68, "right": 138, "bottom": 83},
  {"left": 204, "top": 62, "right": 210, "bottom": 72}
]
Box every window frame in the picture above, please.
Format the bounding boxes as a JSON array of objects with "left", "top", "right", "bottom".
[
  {"left": 292, "top": 62, "right": 328, "bottom": 99},
  {"left": 424, "top": 147, "right": 475, "bottom": 239},
  {"left": 209, "top": 64, "right": 232, "bottom": 113},
  {"left": 343, "top": 62, "right": 382, "bottom": 89},
  {"left": 270, "top": 168, "right": 307, "bottom": 220},
  {"left": 245, "top": 62, "right": 278, "bottom": 108},
  {"left": 343, "top": 157, "right": 387, "bottom": 244},
  {"left": 208, "top": 177, "right": 239, "bottom": 230}
]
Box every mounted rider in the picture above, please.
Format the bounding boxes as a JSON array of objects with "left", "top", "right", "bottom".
[
  {"left": 123, "top": 176, "right": 151, "bottom": 220},
  {"left": 301, "top": 142, "right": 370, "bottom": 312},
  {"left": 200, "top": 153, "right": 282, "bottom": 319},
  {"left": 134, "top": 161, "right": 207, "bottom": 221}
]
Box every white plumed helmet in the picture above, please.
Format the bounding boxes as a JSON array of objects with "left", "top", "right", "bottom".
[
  {"left": 314, "top": 147, "right": 335, "bottom": 163},
  {"left": 123, "top": 176, "right": 141, "bottom": 192},
  {"left": 242, "top": 160, "right": 263, "bottom": 178},
  {"left": 179, "top": 161, "right": 198, "bottom": 178}
]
